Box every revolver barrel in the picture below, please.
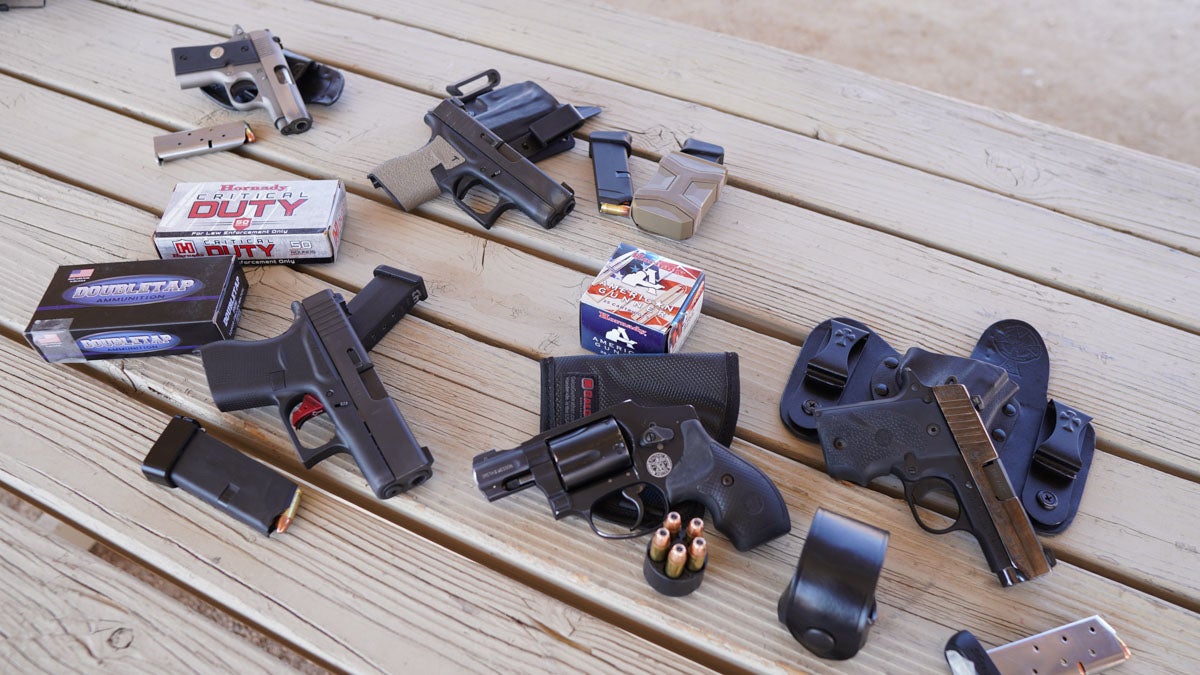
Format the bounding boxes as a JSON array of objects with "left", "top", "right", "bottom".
[{"left": 473, "top": 446, "right": 535, "bottom": 501}]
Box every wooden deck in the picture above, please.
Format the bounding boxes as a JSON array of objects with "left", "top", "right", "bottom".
[{"left": 1, "top": 1, "right": 1197, "bottom": 672}]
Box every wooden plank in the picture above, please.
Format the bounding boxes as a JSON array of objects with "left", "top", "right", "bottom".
[
  {"left": 2, "top": 19, "right": 1200, "bottom": 478},
  {"left": 2, "top": 162, "right": 1198, "bottom": 672},
  {"left": 0, "top": 502, "right": 297, "bottom": 673},
  {"left": 0, "top": 75, "right": 1196, "bottom": 606},
  {"left": 21, "top": 0, "right": 1200, "bottom": 336},
  {"left": 315, "top": 0, "right": 1200, "bottom": 255},
  {"left": 0, "top": 338, "right": 711, "bottom": 674}
]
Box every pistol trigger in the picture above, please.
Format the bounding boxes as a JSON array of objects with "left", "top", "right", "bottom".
[{"left": 290, "top": 394, "right": 326, "bottom": 429}]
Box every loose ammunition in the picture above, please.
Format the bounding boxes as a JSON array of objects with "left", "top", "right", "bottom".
[
  {"left": 664, "top": 511, "right": 682, "bottom": 536},
  {"left": 665, "top": 543, "right": 688, "bottom": 578},
  {"left": 686, "top": 517, "right": 704, "bottom": 542},
  {"left": 687, "top": 537, "right": 707, "bottom": 572},
  {"left": 649, "top": 527, "right": 672, "bottom": 562}
]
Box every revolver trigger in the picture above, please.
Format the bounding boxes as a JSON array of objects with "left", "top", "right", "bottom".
[
  {"left": 290, "top": 394, "right": 326, "bottom": 429},
  {"left": 621, "top": 484, "right": 648, "bottom": 529}
]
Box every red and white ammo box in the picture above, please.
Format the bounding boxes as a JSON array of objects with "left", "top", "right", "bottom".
[
  {"left": 580, "top": 243, "right": 705, "bottom": 355},
  {"left": 153, "top": 180, "right": 345, "bottom": 265}
]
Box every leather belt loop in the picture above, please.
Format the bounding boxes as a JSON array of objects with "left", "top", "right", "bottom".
[{"left": 778, "top": 509, "right": 889, "bottom": 660}]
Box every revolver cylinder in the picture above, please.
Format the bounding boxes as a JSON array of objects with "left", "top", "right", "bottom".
[{"left": 548, "top": 418, "right": 631, "bottom": 489}]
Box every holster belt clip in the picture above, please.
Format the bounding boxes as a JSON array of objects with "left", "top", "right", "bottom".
[
  {"left": 1032, "top": 400, "right": 1089, "bottom": 481},
  {"left": 805, "top": 320, "right": 868, "bottom": 394}
]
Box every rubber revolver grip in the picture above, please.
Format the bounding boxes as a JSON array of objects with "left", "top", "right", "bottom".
[{"left": 664, "top": 419, "right": 790, "bottom": 551}]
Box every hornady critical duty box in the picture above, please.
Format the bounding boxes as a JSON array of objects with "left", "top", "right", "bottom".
[
  {"left": 25, "top": 257, "right": 246, "bottom": 363},
  {"left": 154, "top": 180, "right": 345, "bottom": 265},
  {"left": 580, "top": 244, "right": 705, "bottom": 354}
]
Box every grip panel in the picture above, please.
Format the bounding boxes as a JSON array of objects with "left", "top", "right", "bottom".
[
  {"left": 369, "top": 135, "right": 463, "bottom": 210},
  {"left": 665, "top": 419, "right": 790, "bottom": 550}
]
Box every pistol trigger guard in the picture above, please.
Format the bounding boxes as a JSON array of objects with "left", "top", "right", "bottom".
[
  {"left": 904, "top": 477, "right": 970, "bottom": 535},
  {"left": 451, "top": 176, "right": 515, "bottom": 229}
]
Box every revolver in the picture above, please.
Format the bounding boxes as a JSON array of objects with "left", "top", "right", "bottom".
[
  {"left": 813, "top": 370, "right": 1055, "bottom": 586},
  {"left": 200, "top": 267, "right": 434, "bottom": 499},
  {"left": 171, "top": 26, "right": 312, "bottom": 135},
  {"left": 472, "top": 401, "right": 791, "bottom": 551},
  {"left": 369, "top": 97, "right": 576, "bottom": 229}
]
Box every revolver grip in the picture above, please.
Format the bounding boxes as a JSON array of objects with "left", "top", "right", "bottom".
[
  {"left": 665, "top": 419, "right": 791, "bottom": 551},
  {"left": 200, "top": 325, "right": 300, "bottom": 412},
  {"left": 369, "top": 135, "right": 462, "bottom": 211}
]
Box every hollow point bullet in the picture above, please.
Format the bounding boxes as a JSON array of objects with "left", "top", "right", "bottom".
[
  {"left": 687, "top": 537, "right": 707, "bottom": 572},
  {"left": 663, "top": 511, "right": 682, "bottom": 536},
  {"left": 649, "top": 527, "right": 671, "bottom": 562},
  {"left": 686, "top": 517, "right": 704, "bottom": 541},
  {"left": 665, "top": 543, "right": 688, "bottom": 578}
]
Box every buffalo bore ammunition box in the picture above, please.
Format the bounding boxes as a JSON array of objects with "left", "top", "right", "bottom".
[
  {"left": 154, "top": 180, "right": 345, "bottom": 265},
  {"left": 580, "top": 244, "right": 705, "bottom": 355},
  {"left": 25, "top": 256, "right": 246, "bottom": 363}
]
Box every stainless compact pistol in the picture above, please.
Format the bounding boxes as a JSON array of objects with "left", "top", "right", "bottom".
[{"left": 171, "top": 26, "right": 312, "bottom": 135}]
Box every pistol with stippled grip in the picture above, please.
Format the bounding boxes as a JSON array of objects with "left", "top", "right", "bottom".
[
  {"left": 813, "top": 370, "right": 1055, "bottom": 586},
  {"left": 171, "top": 25, "right": 313, "bottom": 135},
  {"left": 200, "top": 266, "right": 433, "bottom": 499},
  {"left": 472, "top": 400, "right": 790, "bottom": 551},
  {"left": 368, "top": 97, "right": 576, "bottom": 229}
]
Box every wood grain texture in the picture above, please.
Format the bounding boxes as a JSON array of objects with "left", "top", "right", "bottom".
[
  {"left": 317, "top": 0, "right": 1200, "bottom": 255},
  {"left": 1, "top": 163, "right": 1197, "bottom": 673},
  {"left": 0, "top": 75, "right": 1196, "bottom": 607},
  {"left": 0, "top": 339, "right": 709, "bottom": 675},
  {"left": 0, "top": 12, "right": 1197, "bottom": 480},
  {"left": 106, "top": 0, "right": 1200, "bottom": 334},
  {"left": 0, "top": 505, "right": 293, "bottom": 673},
  {"left": 17, "top": 0, "right": 1200, "bottom": 336}
]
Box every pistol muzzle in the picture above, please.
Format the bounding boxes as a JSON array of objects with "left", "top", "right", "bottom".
[{"left": 472, "top": 446, "right": 535, "bottom": 501}]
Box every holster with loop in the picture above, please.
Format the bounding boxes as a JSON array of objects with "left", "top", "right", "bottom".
[
  {"left": 779, "top": 318, "right": 1095, "bottom": 533},
  {"left": 448, "top": 69, "right": 601, "bottom": 163},
  {"left": 540, "top": 352, "right": 740, "bottom": 446}
]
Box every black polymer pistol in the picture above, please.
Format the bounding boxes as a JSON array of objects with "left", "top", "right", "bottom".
[
  {"left": 473, "top": 401, "right": 791, "bottom": 551},
  {"left": 200, "top": 267, "right": 434, "bottom": 499},
  {"left": 814, "top": 370, "right": 1054, "bottom": 586},
  {"left": 368, "top": 97, "right": 576, "bottom": 229}
]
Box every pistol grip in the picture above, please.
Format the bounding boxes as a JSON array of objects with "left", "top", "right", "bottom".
[
  {"left": 665, "top": 420, "right": 791, "bottom": 551},
  {"left": 369, "top": 135, "right": 464, "bottom": 211},
  {"left": 200, "top": 328, "right": 297, "bottom": 412}
]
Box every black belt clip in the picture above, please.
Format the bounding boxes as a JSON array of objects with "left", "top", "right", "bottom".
[{"left": 778, "top": 509, "right": 889, "bottom": 660}]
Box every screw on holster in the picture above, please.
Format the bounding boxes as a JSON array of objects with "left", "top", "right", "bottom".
[
  {"left": 991, "top": 428, "right": 1007, "bottom": 442},
  {"left": 1003, "top": 403, "right": 1017, "bottom": 417},
  {"left": 873, "top": 383, "right": 890, "bottom": 397},
  {"left": 1036, "top": 490, "right": 1059, "bottom": 510},
  {"left": 802, "top": 399, "right": 817, "bottom": 415},
  {"left": 882, "top": 357, "right": 899, "bottom": 369}
]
